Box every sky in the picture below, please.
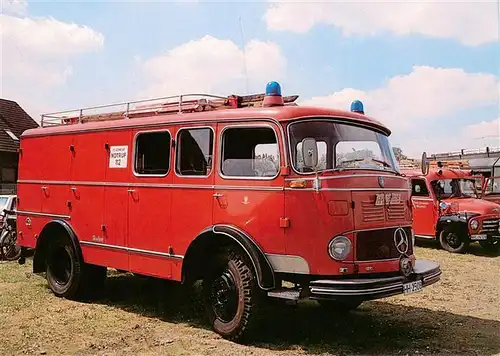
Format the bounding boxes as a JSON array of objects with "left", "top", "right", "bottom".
[{"left": 1, "top": 0, "right": 499, "bottom": 158}]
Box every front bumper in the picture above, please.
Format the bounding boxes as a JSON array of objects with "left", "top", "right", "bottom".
[{"left": 308, "top": 260, "right": 441, "bottom": 301}]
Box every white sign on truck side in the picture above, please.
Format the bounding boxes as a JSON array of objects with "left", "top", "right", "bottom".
[{"left": 109, "top": 146, "right": 128, "bottom": 168}]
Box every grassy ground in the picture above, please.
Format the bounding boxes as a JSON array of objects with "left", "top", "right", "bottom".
[{"left": 0, "top": 243, "right": 499, "bottom": 356}]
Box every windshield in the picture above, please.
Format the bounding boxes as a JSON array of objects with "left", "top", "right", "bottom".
[
  {"left": 288, "top": 119, "right": 399, "bottom": 173},
  {"left": 0, "top": 197, "right": 8, "bottom": 214},
  {"left": 484, "top": 178, "right": 500, "bottom": 195},
  {"left": 431, "top": 179, "right": 479, "bottom": 199}
]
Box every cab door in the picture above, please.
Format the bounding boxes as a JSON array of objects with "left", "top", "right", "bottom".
[
  {"left": 169, "top": 124, "right": 216, "bottom": 281},
  {"left": 127, "top": 128, "right": 173, "bottom": 278},
  {"left": 410, "top": 178, "right": 437, "bottom": 238},
  {"left": 212, "top": 122, "right": 286, "bottom": 255}
]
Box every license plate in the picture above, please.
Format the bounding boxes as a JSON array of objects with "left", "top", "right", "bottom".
[
  {"left": 471, "top": 234, "right": 488, "bottom": 240},
  {"left": 403, "top": 280, "right": 423, "bottom": 295}
]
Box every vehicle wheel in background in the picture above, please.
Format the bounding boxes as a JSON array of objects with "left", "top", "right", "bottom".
[{"left": 439, "top": 228, "right": 469, "bottom": 253}]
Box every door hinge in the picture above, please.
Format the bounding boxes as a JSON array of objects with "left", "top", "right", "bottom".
[
  {"left": 351, "top": 201, "right": 355, "bottom": 210},
  {"left": 280, "top": 218, "right": 290, "bottom": 228}
]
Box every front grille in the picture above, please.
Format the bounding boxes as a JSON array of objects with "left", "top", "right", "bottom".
[
  {"left": 481, "top": 218, "right": 500, "bottom": 234},
  {"left": 356, "top": 227, "right": 413, "bottom": 261},
  {"left": 387, "top": 203, "right": 406, "bottom": 221},
  {"left": 361, "top": 201, "right": 385, "bottom": 223},
  {"left": 361, "top": 198, "right": 406, "bottom": 223}
]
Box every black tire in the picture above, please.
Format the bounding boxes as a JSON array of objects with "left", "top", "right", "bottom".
[
  {"left": 0, "top": 229, "right": 21, "bottom": 261},
  {"left": 202, "top": 249, "right": 257, "bottom": 342},
  {"left": 479, "top": 240, "right": 500, "bottom": 254},
  {"left": 318, "top": 299, "right": 363, "bottom": 312},
  {"left": 439, "top": 228, "right": 469, "bottom": 253},
  {"left": 46, "top": 234, "right": 106, "bottom": 300}
]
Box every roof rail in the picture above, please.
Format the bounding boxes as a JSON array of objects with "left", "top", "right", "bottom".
[
  {"left": 427, "top": 146, "right": 500, "bottom": 161},
  {"left": 40, "top": 92, "right": 299, "bottom": 128}
]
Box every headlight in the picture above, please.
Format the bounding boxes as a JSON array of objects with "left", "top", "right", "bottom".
[
  {"left": 328, "top": 236, "right": 352, "bottom": 261},
  {"left": 470, "top": 219, "right": 479, "bottom": 230},
  {"left": 439, "top": 202, "right": 448, "bottom": 210}
]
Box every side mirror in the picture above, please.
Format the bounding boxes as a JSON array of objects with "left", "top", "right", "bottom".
[
  {"left": 421, "top": 151, "right": 429, "bottom": 175},
  {"left": 301, "top": 138, "right": 318, "bottom": 169}
]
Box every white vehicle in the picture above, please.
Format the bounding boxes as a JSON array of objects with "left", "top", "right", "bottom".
[{"left": 0, "top": 195, "right": 16, "bottom": 223}]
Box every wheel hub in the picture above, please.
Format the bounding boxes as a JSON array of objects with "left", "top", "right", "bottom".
[{"left": 210, "top": 270, "right": 237, "bottom": 322}]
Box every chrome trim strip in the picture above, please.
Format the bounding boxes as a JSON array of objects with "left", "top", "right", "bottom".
[
  {"left": 285, "top": 174, "right": 409, "bottom": 181},
  {"left": 132, "top": 128, "right": 172, "bottom": 178},
  {"left": 218, "top": 123, "right": 281, "bottom": 181},
  {"left": 285, "top": 187, "right": 410, "bottom": 192},
  {"left": 15, "top": 210, "right": 71, "bottom": 219},
  {"left": 80, "top": 241, "right": 184, "bottom": 259},
  {"left": 17, "top": 180, "right": 283, "bottom": 191},
  {"left": 310, "top": 283, "right": 402, "bottom": 296},
  {"left": 343, "top": 225, "right": 412, "bottom": 235},
  {"left": 411, "top": 198, "right": 434, "bottom": 201},
  {"left": 415, "top": 234, "right": 435, "bottom": 239},
  {"left": 265, "top": 253, "right": 310, "bottom": 274}
]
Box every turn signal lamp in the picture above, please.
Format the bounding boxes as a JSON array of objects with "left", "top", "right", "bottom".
[
  {"left": 288, "top": 179, "right": 307, "bottom": 188},
  {"left": 350, "top": 100, "right": 364, "bottom": 114},
  {"left": 263, "top": 81, "right": 284, "bottom": 107}
]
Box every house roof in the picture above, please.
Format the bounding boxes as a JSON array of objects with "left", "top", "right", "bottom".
[{"left": 0, "top": 99, "right": 39, "bottom": 152}]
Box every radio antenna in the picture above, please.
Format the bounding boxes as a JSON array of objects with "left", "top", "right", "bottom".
[{"left": 239, "top": 16, "right": 249, "bottom": 94}]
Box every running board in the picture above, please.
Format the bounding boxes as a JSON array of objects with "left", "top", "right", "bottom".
[{"left": 267, "top": 289, "right": 300, "bottom": 301}]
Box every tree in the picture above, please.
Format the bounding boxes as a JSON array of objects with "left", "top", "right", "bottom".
[{"left": 393, "top": 147, "right": 407, "bottom": 161}]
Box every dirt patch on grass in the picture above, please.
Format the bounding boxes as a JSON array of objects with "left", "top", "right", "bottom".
[{"left": 0, "top": 245, "right": 499, "bottom": 355}]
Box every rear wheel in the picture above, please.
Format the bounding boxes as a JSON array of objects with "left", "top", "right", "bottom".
[
  {"left": 202, "top": 249, "right": 257, "bottom": 342},
  {"left": 46, "top": 235, "right": 106, "bottom": 299},
  {"left": 439, "top": 228, "right": 469, "bottom": 253}
]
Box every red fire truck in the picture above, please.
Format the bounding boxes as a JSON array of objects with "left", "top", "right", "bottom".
[
  {"left": 404, "top": 157, "right": 500, "bottom": 254},
  {"left": 15, "top": 82, "right": 441, "bottom": 341}
]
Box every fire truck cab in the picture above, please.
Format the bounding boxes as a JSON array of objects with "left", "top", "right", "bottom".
[
  {"left": 16, "top": 82, "right": 441, "bottom": 341},
  {"left": 404, "top": 157, "right": 500, "bottom": 254}
]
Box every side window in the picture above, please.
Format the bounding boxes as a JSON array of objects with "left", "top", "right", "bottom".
[
  {"left": 221, "top": 127, "right": 279, "bottom": 178},
  {"left": 412, "top": 179, "right": 429, "bottom": 197},
  {"left": 135, "top": 131, "right": 171, "bottom": 175},
  {"left": 176, "top": 127, "right": 214, "bottom": 176}
]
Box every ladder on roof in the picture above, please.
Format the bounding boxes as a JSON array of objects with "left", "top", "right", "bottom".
[
  {"left": 428, "top": 146, "right": 500, "bottom": 161},
  {"left": 40, "top": 93, "right": 299, "bottom": 128}
]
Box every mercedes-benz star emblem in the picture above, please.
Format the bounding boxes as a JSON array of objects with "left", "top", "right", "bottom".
[
  {"left": 393, "top": 228, "right": 409, "bottom": 254},
  {"left": 378, "top": 176, "right": 385, "bottom": 188}
]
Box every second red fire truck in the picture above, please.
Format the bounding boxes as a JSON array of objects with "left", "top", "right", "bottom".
[{"left": 15, "top": 82, "right": 441, "bottom": 341}]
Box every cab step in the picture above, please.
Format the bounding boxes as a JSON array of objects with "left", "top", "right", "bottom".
[{"left": 267, "top": 288, "right": 300, "bottom": 301}]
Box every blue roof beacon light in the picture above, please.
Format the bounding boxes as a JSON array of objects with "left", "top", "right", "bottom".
[
  {"left": 265, "top": 81, "right": 282, "bottom": 96},
  {"left": 263, "top": 81, "right": 284, "bottom": 107},
  {"left": 350, "top": 100, "right": 364, "bottom": 114}
]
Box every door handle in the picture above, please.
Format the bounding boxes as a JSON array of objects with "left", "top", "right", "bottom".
[
  {"left": 127, "top": 189, "right": 135, "bottom": 193},
  {"left": 213, "top": 193, "right": 223, "bottom": 198}
]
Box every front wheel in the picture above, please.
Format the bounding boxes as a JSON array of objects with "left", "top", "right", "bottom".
[
  {"left": 202, "top": 249, "right": 257, "bottom": 342},
  {"left": 439, "top": 229, "right": 469, "bottom": 253}
]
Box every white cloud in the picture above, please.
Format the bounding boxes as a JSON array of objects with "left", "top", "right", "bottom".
[
  {"left": 1, "top": 0, "right": 27, "bottom": 15},
  {"left": 302, "top": 66, "right": 498, "bottom": 129},
  {"left": 301, "top": 66, "right": 499, "bottom": 157},
  {"left": 264, "top": 1, "right": 498, "bottom": 46},
  {"left": 0, "top": 11, "right": 104, "bottom": 118},
  {"left": 139, "top": 35, "right": 287, "bottom": 98},
  {"left": 400, "top": 118, "right": 500, "bottom": 157}
]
